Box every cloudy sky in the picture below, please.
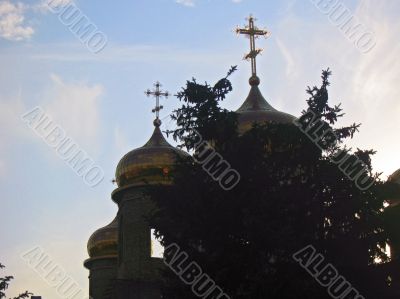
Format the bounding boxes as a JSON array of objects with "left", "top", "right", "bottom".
[{"left": 1, "top": 0, "right": 399, "bottom": 297}]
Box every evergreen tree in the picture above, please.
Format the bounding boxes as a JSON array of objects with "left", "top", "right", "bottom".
[{"left": 149, "top": 69, "right": 393, "bottom": 298}]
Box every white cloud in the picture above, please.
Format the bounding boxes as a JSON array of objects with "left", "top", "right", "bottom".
[
  {"left": 276, "top": 38, "right": 296, "bottom": 77},
  {"left": 0, "top": 159, "right": 5, "bottom": 178},
  {"left": 27, "top": 43, "right": 238, "bottom": 66},
  {"left": 0, "top": 0, "right": 75, "bottom": 41},
  {"left": 0, "top": 1, "right": 34, "bottom": 41},
  {"left": 342, "top": 0, "right": 400, "bottom": 177},
  {"left": 34, "top": 0, "right": 74, "bottom": 14},
  {"left": 42, "top": 74, "right": 104, "bottom": 150},
  {"left": 175, "top": 0, "right": 241, "bottom": 7},
  {"left": 0, "top": 75, "right": 103, "bottom": 181},
  {"left": 0, "top": 92, "right": 25, "bottom": 137},
  {"left": 176, "top": 0, "right": 195, "bottom": 7},
  {"left": 113, "top": 126, "right": 130, "bottom": 156},
  {"left": 0, "top": 75, "right": 103, "bottom": 178},
  {"left": 272, "top": 0, "right": 400, "bottom": 177},
  {"left": 0, "top": 92, "right": 28, "bottom": 180}
]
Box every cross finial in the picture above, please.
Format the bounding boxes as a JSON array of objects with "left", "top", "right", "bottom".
[
  {"left": 145, "top": 81, "right": 169, "bottom": 127},
  {"left": 236, "top": 15, "right": 270, "bottom": 83}
]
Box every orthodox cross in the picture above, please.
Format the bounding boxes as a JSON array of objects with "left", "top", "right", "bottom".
[
  {"left": 236, "top": 15, "right": 270, "bottom": 77},
  {"left": 145, "top": 81, "right": 169, "bottom": 120}
]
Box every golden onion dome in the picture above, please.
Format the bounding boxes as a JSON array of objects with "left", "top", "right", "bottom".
[
  {"left": 385, "top": 170, "right": 400, "bottom": 260},
  {"left": 386, "top": 169, "right": 400, "bottom": 207},
  {"left": 388, "top": 169, "right": 400, "bottom": 185},
  {"left": 115, "top": 119, "right": 186, "bottom": 188},
  {"left": 236, "top": 76, "right": 296, "bottom": 134},
  {"left": 87, "top": 216, "right": 118, "bottom": 258}
]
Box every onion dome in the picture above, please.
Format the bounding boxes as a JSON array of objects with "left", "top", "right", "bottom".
[
  {"left": 87, "top": 216, "right": 118, "bottom": 258},
  {"left": 388, "top": 169, "right": 400, "bottom": 185},
  {"left": 115, "top": 119, "right": 186, "bottom": 188},
  {"left": 384, "top": 169, "right": 400, "bottom": 260},
  {"left": 387, "top": 169, "right": 400, "bottom": 207},
  {"left": 115, "top": 81, "right": 187, "bottom": 188},
  {"left": 236, "top": 76, "right": 296, "bottom": 134},
  {"left": 234, "top": 16, "right": 295, "bottom": 133}
]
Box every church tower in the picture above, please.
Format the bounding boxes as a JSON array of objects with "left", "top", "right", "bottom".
[
  {"left": 84, "top": 216, "right": 118, "bottom": 298},
  {"left": 109, "top": 82, "right": 185, "bottom": 298},
  {"left": 84, "top": 82, "right": 186, "bottom": 299}
]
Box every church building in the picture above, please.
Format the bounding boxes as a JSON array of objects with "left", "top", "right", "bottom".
[{"left": 83, "top": 16, "right": 400, "bottom": 299}]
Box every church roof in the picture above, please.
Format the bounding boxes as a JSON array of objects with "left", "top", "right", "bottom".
[
  {"left": 389, "top": 169, "right": 400, "bottom": 185},
  {"left": 87, "top": 216, "right": 118, "bottom": 259},
  {"left": 236, "top": 76, "right": 296, "bottom": 133},
  {"left": 235, "top": 16, "right": 295, "bottom": 133},
  {"left": 115, "top": 121, "right": 185, "bottom": 188},
  {"left": 115, "top": 82, "right": 186, "bottom": 188}
]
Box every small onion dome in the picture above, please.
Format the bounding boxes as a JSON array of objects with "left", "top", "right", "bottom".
[
  {"left": 384, "top": 169, "right": 400, "bottom": 260},
  {"left": 87, "top": 216, "right": 118, "bottom": 258},
  {"left": 388, "top": 169, "right": 400, "bottom": 185},
  {"left": 387, "top": 169, "right": 400, "bottom": 207},
  {"left": 236, "top": 76, "right": 296, "bottom": 133},
  {"left": 115, "top": 119, "right": 186, "bottom": 188}
]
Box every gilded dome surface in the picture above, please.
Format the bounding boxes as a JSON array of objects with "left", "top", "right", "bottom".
[
  {"left": 115, "top": 123, "right": 186, "bottom": 187},
  {"left": 236, "top": 77, "right": 296, "bottom": 133},
  {"left": 87, "top": 216, "right": 118, "bottom": 258},
  {"left": 386, "top": 169, "right": 400, "bottom": 206},
  {"left": 389, "top": 169, "right": 400, "bottom": 185}
]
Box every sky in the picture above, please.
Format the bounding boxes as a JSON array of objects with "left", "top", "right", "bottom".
[{"left": 1, "top": 0, "right": 400, "bottom": 297}]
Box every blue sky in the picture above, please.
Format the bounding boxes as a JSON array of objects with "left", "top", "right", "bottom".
[{"left": 1, "top": 0, "right": 400, "bottom": 297}]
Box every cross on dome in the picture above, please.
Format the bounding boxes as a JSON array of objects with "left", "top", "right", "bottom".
[
  {"left": 145, "top": 81, "right": 170, "bottom": 127},
  {"left": 236, "top": 15, "right": 270, "bottom": 80}
]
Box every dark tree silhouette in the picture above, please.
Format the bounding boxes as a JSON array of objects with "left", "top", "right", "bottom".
[
  {"left": 0, "top": 263, "right": 32, "bottom": 299},
  {"left": 149, "top": 69, "right": 393, "bottom": 299}
]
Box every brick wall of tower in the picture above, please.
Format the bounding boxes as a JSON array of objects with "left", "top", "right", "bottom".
[
  {"left": 86, "top": 257, "right": 117, "bottom": 299},
  {"left": 114, "top": 186, "right": 163, "bottom": 299}
]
